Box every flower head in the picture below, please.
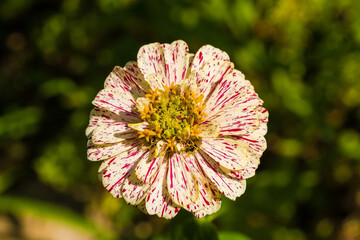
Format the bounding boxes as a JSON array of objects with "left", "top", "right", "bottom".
[{"left": 86, "top": 40, "right": 268, "bottom": 219}]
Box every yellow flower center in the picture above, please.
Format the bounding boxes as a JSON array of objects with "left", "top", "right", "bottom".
[{"left": 136, "top": 83, "right": 207, "bottom": 154}]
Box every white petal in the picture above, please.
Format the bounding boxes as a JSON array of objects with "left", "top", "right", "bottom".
[
  {"left": 124, "top": 61, "right": 151, "bottom": 92},
  {"left": 145, "top": 73, "right": 166, "bottom": 91},
  {"left": 197, "top": 121, "right": 220, "bottom": 138},
  {"left": 184, "top": 53, "right": 194, "bottom": 79},
  {"left": 194, "top": 201, "right": 221, "bottom": 218},
  {"left": 162, "top": 40, "right": 191, "bottom": 85},
  {"left": 194, "top": 150, "right": 246, "bottom": 201},
  {"left": 128, "top": 122, "right": 149, "bottom": 132},
  {"left": 122, "top": 171, "right": 151, "bottom": 205},
  {"left": 155, "top": 140, "right": 167, "bottom": 157},
  {"left": 136, "top": 97, "right": 150, "bottom": 112},
  {"left": 104, "top": 66, "right": 148, "bottom": 98},
  {"left": 167, "top": 153, "right": 198, "bottom": 206},
  {"left": 137, "top": 42, "right": 166, "bottom": 80},
  {"left": 219, "top": 130, "right": 266, "bottom": 180},
  {"left": 209, "top": 80, "right": 265, "bottom": 136},
  {"left": 200, "top": 138, "right": 249, "bottom": 171},
  {"left": 99, "top": 148, "right": 149, "bottom": 198},
  {"left": 134, "top": 146, "right": 164, "bottom": 184},
  {"left": 180, "top": 73, "right": 199, "bottom": 96},
  {"left": 203, "top": 69, "right": 246, "bottom": 117},
  {"left": 191, "top": 45, "right": 230, "bottom": 71},
  {"left": 193, "top": 60, "right": 234, "bottom": 100},
  {"left": 87, "top": 138, "right": 141, "bottom": 161},
  {"left": 145, "top": 162, "right": 180, "bottom": 219},
  {"left": 227, "top": 156, "right": 260, "bottom": 180},
  {"left": 231, "top": 80, "right": 264, "bottom": 109},
  {"left": 256, "top": 107, "right": 269, "bottom": 136},
  {"left": 86, "top": 108, "right": 141, "bottom": 137},
  {"left": 183, "top": 154, "right": 222, "bottom": 217},
  {"left": 92, "top": 88, "right": 137, "bottom": 115},
  {"left": 91, "top": 123, "right": 134, "bottom": 144},
  {"left": 215, "top": 106, "right": 261, "bottom": 136},
  {"left": 235, "top": 130, "right": 267, "bottom": 157}
]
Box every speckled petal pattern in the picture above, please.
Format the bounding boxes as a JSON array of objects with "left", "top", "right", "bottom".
[{"left": 86, "top": 40, "right": 268, "bottom": 219}]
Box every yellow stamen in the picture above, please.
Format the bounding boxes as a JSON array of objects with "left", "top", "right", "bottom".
[
  {"left": 163, "top": 84, "right": 170, "bottom": 92},
  {"left": 148, "top": 106, "right": 157, "bottom": 114},
  {"left": 197, "top": 113, "right": 207, "bottom": 124},
  {"left": 191, "top": 125, "right": 202, "bottom": 138},
  {"left": 140, "top": 107, "right": 151, "bottom": 120},
  {"left": 195, "top": 94, "right": 204, "bottom": 104},
  {"left": 166, "top": 137, "right": 176, "bottom": 152},
  {"left": 145, "top": 88, "right": 161, "bottom": 103},
  {"left": 154, "top": 125, "right": 162, "bottom": 138},
  {"left": 135, "top": 83, "right": 207, "bottom": 154},
  {"left": 166, "top": 82, "right": 177, "bottom": 95},
  {"left": 138, "top": 129, "right": 156, "bottom": 142},
  {"left": 198, "top": 104, "right": 206, "bottom": 112}
]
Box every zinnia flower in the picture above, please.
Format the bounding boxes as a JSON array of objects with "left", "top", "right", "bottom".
[{"left": 86, "top": 40, "right": 268, "bottom": 219}]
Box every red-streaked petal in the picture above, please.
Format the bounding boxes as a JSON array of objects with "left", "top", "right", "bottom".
[
  {"left": 167, "top": 153, "right": 198, "bottom": 206},
  {"left": 215, "top": 106, "right": 260, "bottom": 136},
  {"left": 86, "top": 108, "right": 141, "bottom": 137},
  {"left": 209, "top": 80, "right": 265, "bottom": 136},
  {"left": 256, "top": 107, "right": 269, "bottom": 136},
  {"left": 219, "top": 129, "right": 266, "bottom": 180},
  {"left": 184, "top": 154, "right": 222, "bottom": 217},
  {"left": 191, "top": 45, "right": 230, "bottom": 71},
  {"left": 227, "top": 156, "right": 260, "bottom": 180},
  {"left": 200, "top": 138, "right": 249, "bottom": 171},
  {"left": 91, "top": 123, "right": 134, "bottom": 144},
  {"left": 195, "top": 150, "right": 246, "bottom": 201},
  {"left": 203, "top": 69, "right": 246, "bottom": 117},
  {"left": 145, "top": 163, "right": 180, "bottom": 219},
  {"left": 162, "top": 40, "right": 191, "bottom": 85},
  {"left": 231, "top": 80, "right": 264, "bottom": 109},
  {"left": 193, "top": 60, "right": 234, "bottom": 100},
  {"left": 193, "top": 200, "right": 221, "bottom": 218},
  {"left": 135, "top": 146, "right": 164, "bottom": 184},
  {"left": 92, "top": 88, "right": 137, "bottom": 115},
  {"left": 124, "top": 61, "right": 151, "bottom": 92},
  {"left": 231, "top": 130, "right": 267, "bottom": 157},
  {"left": 122, "top": 171, "right": 151, "bottom": 205},
  {"left": 211, "top": 80, "right": 263, "bottom": 114},
  {"left": 99, "top": 148, "right": 149, "bottom": 198},
  {"left": 104, "top": 66, "right": 148, "bottom": 98},
  {"left": 137, "top": 42, "right": 166, "bottom": 80},
  {"left": 87, "top": 138, "right": 141, "bottom": 161}
]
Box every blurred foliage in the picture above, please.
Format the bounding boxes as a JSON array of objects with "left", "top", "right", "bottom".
[{"left": 1, "top": 0, "right": 360, "bottom": 239}]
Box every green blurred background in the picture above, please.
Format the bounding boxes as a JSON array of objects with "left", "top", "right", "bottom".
[{"left": 1, "top": 0, "right": 360, "bottom": 239}]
